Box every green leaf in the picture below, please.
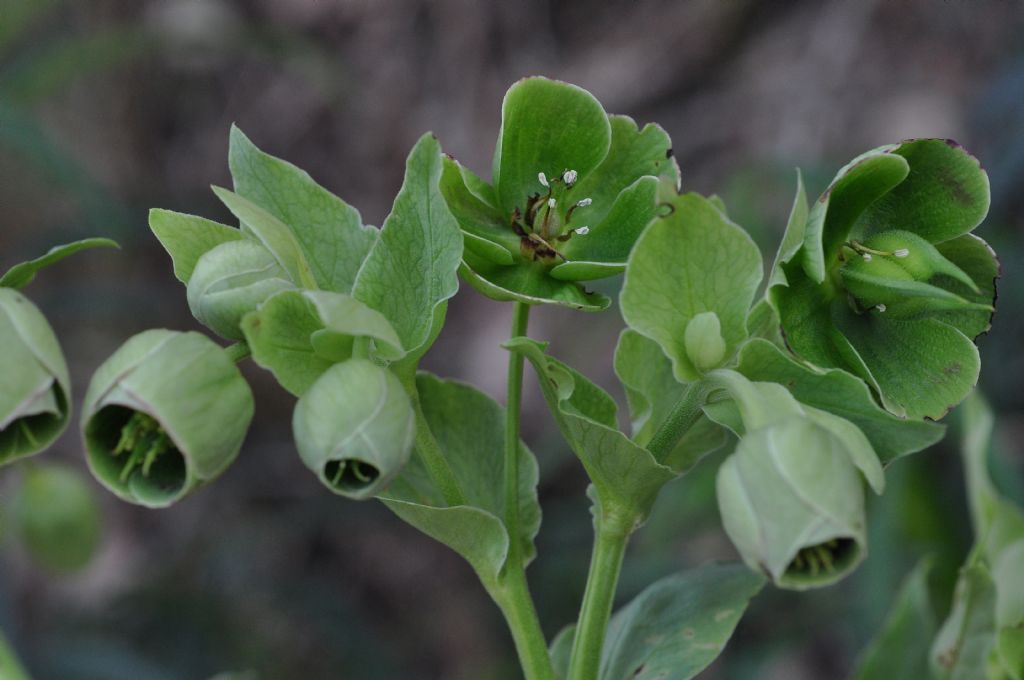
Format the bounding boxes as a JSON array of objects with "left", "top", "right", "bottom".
[
  {"left": 149, "top": 209, "right": 245, "bottom": 284},
  {"left": 241, "top": 289, "right": 404, "bottom": 396},
  {"left": 801, "top": 148, "right": 909, "bottom": 283},
  {"left": 506, "top": 337, "right": 675, "bottom": 523},
  {"left": 934, "top": 234, "right": 1000, "bottom": 340},
  {"left": 494, "top": 77, "right": 611, "bottom": 215},
  {"left": 228, "top": 125, "right": 377, "bottom": 293},
  {"left": 733, "top": 339, "right": 943, "bottom": 465},
  {"left": 459, "top": 256, "right": 610, "bottom": 311},
  {"left": 931, "top": 560, "right": 999, "bottom": 680},
  {"left": 621, "top": 191, "right": 763, "bottom": 381},
  {"left": 613, "top": 329, "right": 727, "bottom": 472},
  {"left": 832, "top": 310, "right": 980, "bottom": 420},
  {"left": 0, "top": 237, "right": 118, "bottom": 288},
  {"left": 212, "top": 186, "right": 318, "bottom": 289},
  {"left": 13, "top": 464, "right": 101, "bottom": 572},
  {"left": 352, "top": 133, "right": 463, "bottom": 357},
  {"left": 380, "top": 373, "right": 541, "bottom": 584},
  {"left": 851, "top": 559, "right": 937, "bottom": 680},
  {"left": 860, "top": 139, "right": 990, "bottom": 245},
  {"left": 596, "top": 563, "right": 764, "bottom": 680},
  {"left": 551, "top": 626, "right": 575, "bottom": 680},
  {"left": 293, "top": 359, "right": 414, "bottom": 500}
]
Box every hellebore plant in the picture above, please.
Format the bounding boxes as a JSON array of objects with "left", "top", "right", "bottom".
[{"left": 1, "top": 76, "right": 1011, "bottom": 679}]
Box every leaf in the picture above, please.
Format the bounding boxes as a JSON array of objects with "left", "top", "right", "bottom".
[
  {"left": 613, "top": 329, "right": 727, "bottom": 472},
  {"left": 851, "top": 559, "right": 937, "bottom": 680},
  {"left": 380, "top": 373, "right": 541, "bottom": 584},
  {"left": 13, "top": 464, "right": 101, "bottom": 572},
  {"left": 832, "top": 310, "right": 980, "bottom": 420},
  {"left": 733, "top": 339, "right": 944, "bottom": 465},
  {"left": 212, "top": 186, "right": 318, "bottom": 289},
  {"left": 550, "top": 625, "right": 575, "bottom": 680},
  {"left": 0, "top": 237, "right": 118, "bottom": 288},
  {"left": 597, "top": 563, "right": 764, "bottom": 680},
  {"left": 768, "top": 169, "right": 808, "bottom": 286},
  {"left": 860, "top": 139, "right": 990, "bottom": 245},
  {"left": 241, "top": 289, "right": 404, "bottom": 396},
  {"left": 459, "top": 256, "right": 610, "bottom": 311},
  {"left": 352, "top": 133, "right": 463, "bottom": 357},
  {"left": 506, "top": 337, "right": 675, "bottom": 523},
  {"left": 494, "top": 77, "right": 611, "bottom": 215},
  {"left": 931, "top": 560, "right": 999, "bottom": 680},
  {"left": 149, "top": 209, "right": 245, "bottom": 284},
  {"left": 621, "top": 191, "right": 763, "bottom": 382},
  {"left": 228, "top": 125, "right": 377, "bottom": 293}
]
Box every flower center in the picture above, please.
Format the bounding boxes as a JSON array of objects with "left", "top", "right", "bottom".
[
  {"left": 113, "top": 411, "right": 176, "bottom": 481},
  {"left": 510, "top": 169, "right": 592, "bottom": 264}
]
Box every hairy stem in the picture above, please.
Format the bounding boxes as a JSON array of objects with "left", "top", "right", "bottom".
[
  {"left": 567, "top": 511, "right": 631, "bottom": 680},
  {"left": 491, "top": 566, "right": 556, "bottom": 680},
  {"left": 504, "top": 301, "right": 530, "bottom": 566},
  {"left": 646, "top": 380, "right": 711, "bottom": 463}
]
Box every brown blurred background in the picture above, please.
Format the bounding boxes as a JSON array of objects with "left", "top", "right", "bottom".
[{"left": 2, "top": 0, "right": 1024, "bottom": 678}]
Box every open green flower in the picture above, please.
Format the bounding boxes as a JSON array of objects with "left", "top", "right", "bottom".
[
  {"left": 0, "top": 288, "right": 70, "bottom": 465},
  {"left": 771, "top": 139, "right": 996, "bottom": 419},
  {"left": 82, "top": 330, "right": 254, "bottom": 508},
  {"left": 441, "top": 76, "right": 678, "bottom": 311}
]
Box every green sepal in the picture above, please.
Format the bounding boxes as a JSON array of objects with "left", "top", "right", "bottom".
[
  {"left": 733, "top": 338, "right": 944, "bottom": 465},
  {"left": 149, "top": 209, "right": 244, "bottom": 284},
  {"left": 439, "top": 155, "right": 518, "bottom": 264},
  {"left": 851, "top": 559, "right": 937, "bottom": 680},
  {"left": 292, "top": 359, "right": 414, "bottom": 500},
  {"left": 228, "top": 125, "right": 377, "bottom": 293},
  {"left": 13, "top": 463, "right": 101, "bottom": 572},
  {"left": 380, "top": 373, "right": 541, "bottom": 585},
  {"left": 505, "top": 337, "right": 675, "bottom": 526},
  {"left": 933, "top": 233, "right": 1000, "bottom": 340},
  {"left": 241, "top": 289, "right": 405, "bottom": 397},
  {"left": 82, "top": 330, "right": 254, "bottom": 508},
  {"left": 459, "top": 257, "right": 610, "bottom": 311},
  {"left": 186, "top": 239, "right": 297, "bottom": 341},
  {"left": 577, "top": 563, "right": 764, "bottom": 680},
  {"left": 212, "top": 186, "right": 318, "bottom": 289},
  {"left": 0, "top": 237, "right": 118, "bottom": 289},
  {"left": 494, "top": 77, "right": 611, "bottom": 215},
  {"left": 767, "top": 169, "right": 808, "bottom": 287},
  {"left": 715, "top": 415, "right": 868, "bottom": 590},
  {"left": 0, "top": 288, "right": 70, "bottom": 465},
  {"left": 352, "top": 133, "right": 463, "bottom": 358},
  {"left": 621, "top": 191, "right": 763, "bottom": 381}
]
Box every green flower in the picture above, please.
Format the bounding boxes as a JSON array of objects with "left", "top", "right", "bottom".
[
  {"left": 82, "top": 330, "right": 254, "bottom": 508},
  {"left": 771, "top": 139, "right": 996, "bottom": 419},
  {"left": 13, "top": 464, "right": 101, "bottom": 572},
  {"left": 441, "top": 76, "right": 678, "bottom": 311},
  {"left": 0, "top": 288, "right": 70, "bottom": 465}
]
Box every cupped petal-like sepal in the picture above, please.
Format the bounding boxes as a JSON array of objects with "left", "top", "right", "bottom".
[
  {"left": 292, "top": 359, "right": 414, "bottom": 500},
  {"left": 187, "top": 239, "right": 296, "bottom": 340},
  {"left": 0, "top": 288, "right": 70, "bottom": 465},
  {"left": 13, "top": 464, "right": 101, "bottom": 572},
  {"left": 82, "top": 330, "right": 254, "bottom": 508},
  {"left": 716, "top": 416, "right": 867, "bottom": 590}
]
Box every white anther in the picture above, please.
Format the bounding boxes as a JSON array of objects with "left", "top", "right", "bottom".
[
  {"left": 548, "top": 197, "right": 557, "bottom": 209},
  {"left": 877, "top": 303, "right": 887, "bottom": 313},
  {"left": 563, "top": 169, "right": 578, "bottom": 185},
  {"left": 893, "top": 249, "right": 909, "bottom": 258},
  {"left": 862, "top": 253, "right": 873, "bottom": 262},
  {"left": 538, "top": 172, "right": 549, "bottom": 187},
  {"left": 576, "top": 198, "right": 592, "bottom": 208},
  {"left": 575, "top": 226, "right": 590, "bottom": 235}
]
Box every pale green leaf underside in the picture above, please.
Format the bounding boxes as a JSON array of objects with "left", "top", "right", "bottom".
[{"left": 1, "top": 237, "right": 119, "bottom": 289}]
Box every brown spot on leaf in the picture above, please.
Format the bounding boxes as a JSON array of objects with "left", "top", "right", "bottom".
[
  {"left": 682, "top": 627, "right": 695, "bottom": 639},
  {"left": 943, "top": 362, "right": 962, "bottom": 376}
]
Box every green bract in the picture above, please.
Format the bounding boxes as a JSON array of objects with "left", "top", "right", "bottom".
[
  {"left": 0, "top": 288, "right": 70, "bottom": 465},
  {"left": 82, "top": 330, "right": 254, "bottom": 508},
  {"left": 293, "top": 359, "right": 415, "bottom": 500},
  {"left": 443, "top": 77, "right": 678, "bottom": 311},
  {"left": 770, "top": 139, "right": 996, "bottom": 419},
  {"left": 13, "top": 464, "right": 101, "bottom": 572}
]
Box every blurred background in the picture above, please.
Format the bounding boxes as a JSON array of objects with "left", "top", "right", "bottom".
[{"left": 2, "top": 0, "right": 1023, "bottom": 678}]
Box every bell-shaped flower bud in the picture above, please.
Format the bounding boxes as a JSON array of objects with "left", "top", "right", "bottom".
[
  {"left": 82, "top": 330, "right": 254, "bottom": 508},
  {"left": 683, "top": 311, "right": 727, "bottom": 373},
  {"left": 13, "top": 464, "right": 101, "bottom": 572},
  {"left": 186, "top": 240, "right": 296, "bottom": 341},
  {"left": 0, "top": 288, "right": 70, "bottom": 466},
  {"left": 839, "top": 229, "right": 991, "bottom": 318},
  {"left": 716, "top": 415, "right": 867, "bottom": 590},
  {"left": 293, "top": 359, "right": 414, "bottom": 500}
]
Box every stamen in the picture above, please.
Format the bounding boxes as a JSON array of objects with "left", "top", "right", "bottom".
[
  {"left": 538, "top": 172, "right": 549, "bottom": 188},
  {"left": 547, "top": 197, "right": 556, "bottom": 209},
  {"left": 893, "top": 249, "right": 909, "bottom": 258},
  {"left": 576, "top": 198, "right": 592, "bottom": 208},
  {"left": 575, "top": 226, "right": 590, "bottom": 235},
  {"left": 877, "top": 303, "right": 887, "bottom": 313},
  {"left": 563, "top": 169, "right": 577, "bottom": 186},
  {"left": 862, "top": 253, "right": 872, "bottom": 262}
]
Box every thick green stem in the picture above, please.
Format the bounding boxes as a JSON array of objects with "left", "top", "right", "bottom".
[
  {"left": 567, "top": 513, "right": 631, "bottom": 680},
  {"left": 504, "top": 302, "right": 530, "bottom": 566},
  {"left": 646, "top": 380, "right": 711, "bottom": 463},
  {"left": 0, "top": 629, "right": 30, "bottom": 680},
  {"left": 491, "top": 565, "right": 556, "bottom": 680},
  {"left": 224, "top": 341, "right": 251, "bottom": 364}
]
